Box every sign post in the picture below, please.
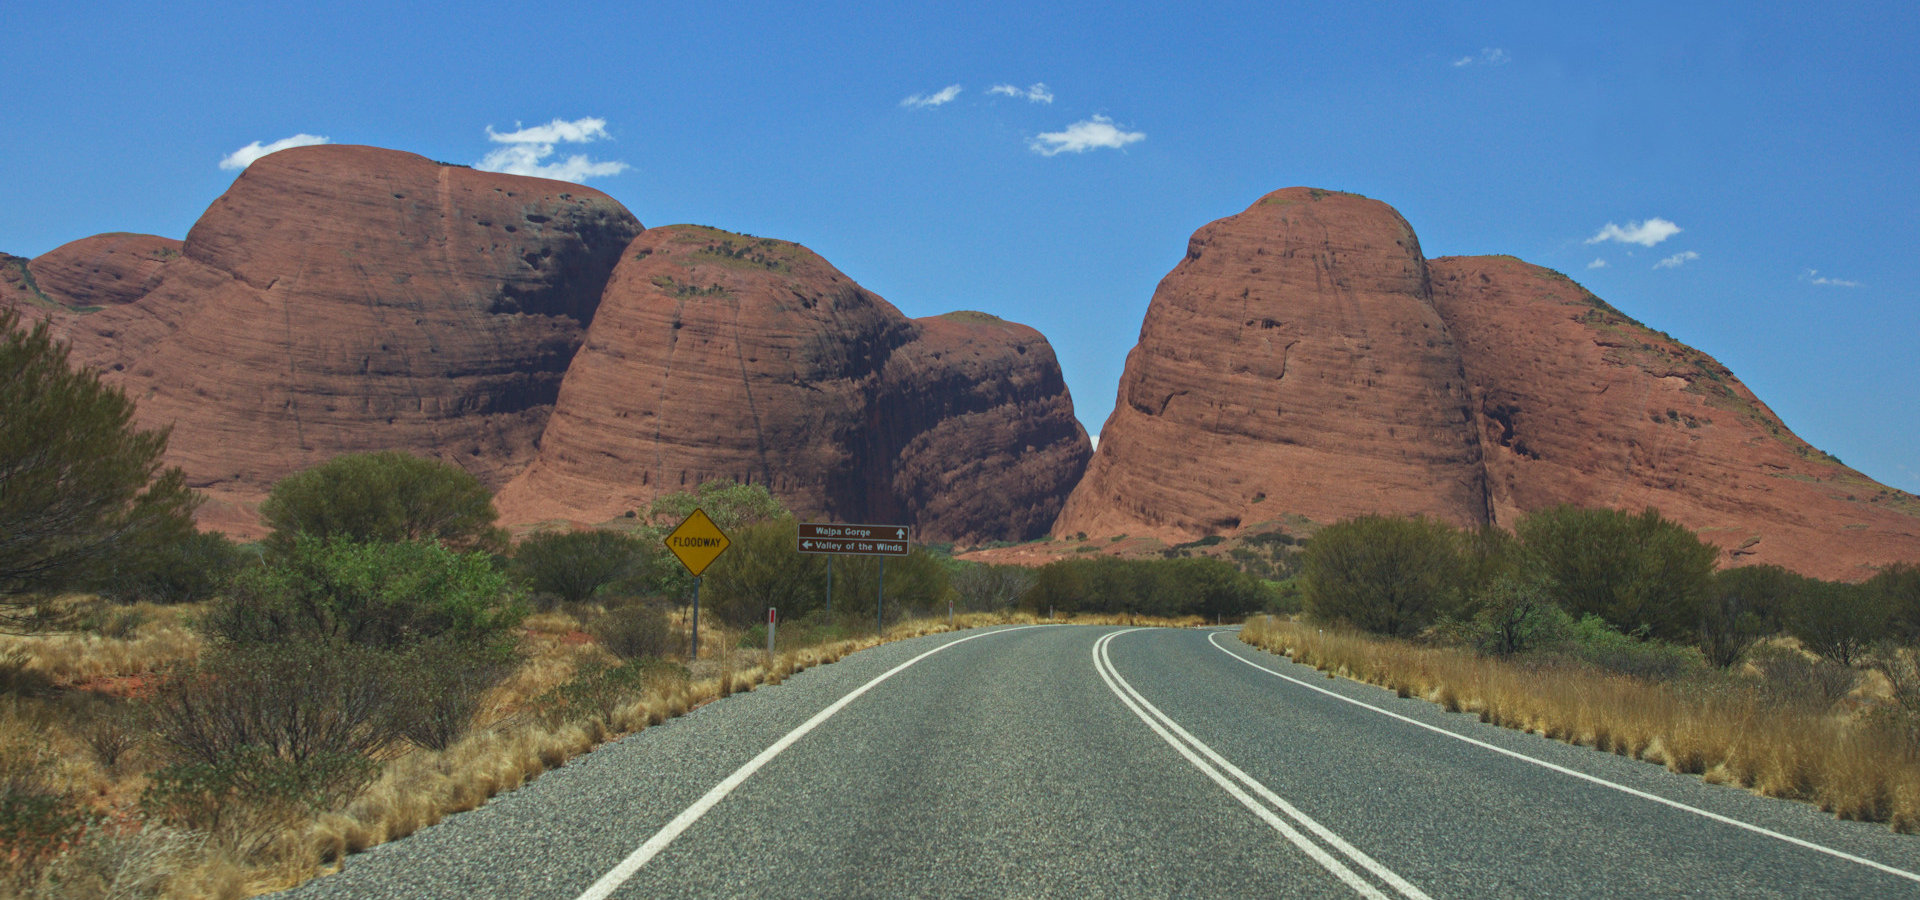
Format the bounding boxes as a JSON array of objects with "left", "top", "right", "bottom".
[
  {"left": 797, "top": 522, "right": 908, "bottom": 638},
  {"left": 665, "top": 509, "right": 731, "bottom": 660}
]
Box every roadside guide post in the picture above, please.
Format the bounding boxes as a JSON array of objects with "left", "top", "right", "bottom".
[
  {"left": 665, "top": 508, "right": 731, "bottom": 660},
  {"left": 768, "top": 607, "right": 777, "bottom": 656}
]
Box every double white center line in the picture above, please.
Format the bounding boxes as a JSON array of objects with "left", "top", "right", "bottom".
[{"left": 1092, "top": 629, "right": 1430, "bottom": 900}]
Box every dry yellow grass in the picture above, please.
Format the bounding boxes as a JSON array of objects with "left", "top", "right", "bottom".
[
  {"left": 1239, "top": 616, "right": 1920, "bottom": 832},
  {"left": 0, "top": 605, "right": 1205, "bottom": 898}
]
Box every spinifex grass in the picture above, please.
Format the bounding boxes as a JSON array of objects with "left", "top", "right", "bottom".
[{"left": 1238, "top": 616, "right": 1920, "bottom": 832}]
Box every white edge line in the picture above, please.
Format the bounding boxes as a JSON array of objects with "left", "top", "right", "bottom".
[
  {"left": 574, "top": 624, "right": 1046, "bottom": 900},
  {"left": 1102, "top": 631, "right": 1432, "bottom": 900},
  {"left": 1207, "top": 630, "right": 1920, "bottom": 885},
  {"left": 1092, "top": 630, "right": 1392, "bottom": 900}
]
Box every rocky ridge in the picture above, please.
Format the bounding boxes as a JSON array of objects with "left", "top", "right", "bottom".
[{"left": 494, "top": 226, "right": 1090, "bottom": 543}]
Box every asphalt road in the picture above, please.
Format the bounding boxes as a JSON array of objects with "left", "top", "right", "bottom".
[{"left": 282, "top": 625, "right": 1920, "bottom": 898}]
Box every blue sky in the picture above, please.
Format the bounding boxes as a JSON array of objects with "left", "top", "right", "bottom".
[{"left": 6, "top": 1, "right": 1917, "bottom": 492}]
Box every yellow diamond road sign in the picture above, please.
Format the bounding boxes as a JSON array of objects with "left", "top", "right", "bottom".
[{"left": 666, "top": 508, "right": 731, "bottom": 576}]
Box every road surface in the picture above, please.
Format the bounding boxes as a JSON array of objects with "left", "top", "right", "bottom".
[{"left": 283, "top": 625, "right": 1920, "bottom": 898}]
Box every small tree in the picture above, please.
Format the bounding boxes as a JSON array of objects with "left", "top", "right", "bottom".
[
  {"left": 702, "top": 518, "right": 826, "bottom": 627},
  {"left": 1301, "top": 516, "right": 1465, "bottom": 637},
  {"left": 643, "top": 479, "right": 787, "bottom": 533},
  {"left": 209, "top": 535, "right": 523, "bottom": 650},
  {"left": 0, "top": 309, "right": 199, "bottom": 624},
  {"left": 259, "top": 451, "right": 504, "bottom": 553},
  {"left": 1469, "top": 570, "right": 1570, "bottom": 656},
  {"left": 514, "top": 529, "right": 649, "bottom": 606}
]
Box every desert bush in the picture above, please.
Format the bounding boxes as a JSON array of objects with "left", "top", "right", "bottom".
[
  {"left": 952, "top": 563, "right": 1035, "bottom": 613},
  {"left": 147, "top": 641, "right": 404, "bottom": 770},
  {"left": 79, "top": 699, "right": 145, "bottom": 772},
  {"left": 143, "top": 746, "right": 375, "bottom": 858},
  {"left": 513, "top": 529, "right": 649, "bottom": 607},
  {"left": 0, "top": 733, "right": 85, "bottom": 886},
  {"left": 1785, "top": 578, "right": 1888, "bottom": 667},
  {"left": 1555, "top": 613, "right": 1704, "bottom": 681},
  {"left": 1517, "top": 506, "right": 1715, "bottom": 642},
  {"left": 1868, "top": 563, "right": 1920, "bottom": 641},
  {"left": 590, "top": 601, "right": 673, "bottom": 661},
  {"left": 1464, "top": 571, "right": 1572, "bottom": 656},
  {"left": 702, "top": 518, "right": 827, "bottom": 627},
  {"left": 540, "top": 657, "right": 685, "bottom": 727},
  {"left": 389, "top": 637, "right": 520, "bottom": 751},
  {"left": 0, "top": 308, "right": 200, "bottom": 625},
  {"left": 101, "top": 529, "right": 249, "bottom": 606},
  {"left": 1301, "top": 515, "right": 1465, "bottom": 637},
  {"left": 1749, "top": 643, "right": 1858, "bottom": 711},
  {"left": 1021, "top": 556, "right": 1267, "bottom": 620},
  {"left": 1700, "top": 564, "right": 1799, "bottom": 667},
  {"left": 259, "top": 451, "right": 506, "bottom": 553},
  {"left": 209, "top": 535, "right": 523, "bottom": 650},
  {"left": 41, "top": 820, "right": 203, "bottom": 900}
]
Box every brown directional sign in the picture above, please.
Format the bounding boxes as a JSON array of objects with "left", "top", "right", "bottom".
[
  {"left": 666, "top": 508, "right": 731, "bottom": 575},
  {"left": 796, "top": 522, "right": 909, "bottom": 556}
]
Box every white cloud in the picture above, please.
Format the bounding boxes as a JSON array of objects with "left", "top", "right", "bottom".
[
  {"left": 1587, "top": 258, "right": 1608, "bottom": 269},
  {"left": 989, "top": 82, "right": 1054, "bottom": 103},
  {"left": 1586, "top": 217, "right": 1682, "bottom": 247},
  {"left": 1653, "top": 250, "right": 1700, "bottom": 269},
  {"left": 219, "top": 133, "right": 330, "bottom": 170},
  {"left": 476, "top": 116, "right": 628, "bottom": 183},
  {"left": 1452, "top": 47, "right": 1510, "bottom": 67},
  {"left": 901, "top": 85, "right": 963, "bottom": 109},
  {"left": 1029, "top": 115, "right": 1146, "bottom": 156},
  {"left": 1803, "top": 268, "right": 1862, "bottom": 287}
]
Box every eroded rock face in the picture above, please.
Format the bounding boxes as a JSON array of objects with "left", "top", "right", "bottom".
[
  {"left": 1056, "top": 187, "right": 1918, "bottom": 580},
  {"left": 1054, "top": 187, "right": 1488, "bottom": 542},
  {"left": 1430, "top": 255, "right": 1920, "bottom": 581},
  {"left": 495, "top": 226, "right": 1090, "bottom": 542},
  {"left": 10, "top": 145, "right": 643, "bottom": 534},
  {"left": 27, "top": 233, "right": 184, "bottom": 309}
]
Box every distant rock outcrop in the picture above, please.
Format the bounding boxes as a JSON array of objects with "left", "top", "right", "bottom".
[
  {"left": 1054, "top": 187, "right": 1487, "bottom": 542},
  {"left": 6, "top": 145, "right": 643, "bottom": 533},
  {"left": 1058, "top": 188, "right": 1920, "bottom": 580},
  {"left": 1430, "top": 254, "right": 1920, "bottom": 580},
  {"left": 495, "top": 226, "right": 1090, "bottom": 543}
]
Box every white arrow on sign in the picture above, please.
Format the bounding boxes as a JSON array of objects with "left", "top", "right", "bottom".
[
  {"left": 894, "top": 528, "right": 906, "bottom": 539},
  {"left": 802, "top": 540, "right": 814, "bottom": 549}
]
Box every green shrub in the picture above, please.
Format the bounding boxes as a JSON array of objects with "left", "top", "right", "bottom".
[
  {"left": 209, "top": 535, "right": 523, "bottom": 650},
  {"left": 102, "top": 529, "right": 249, "bottom": 605},
  {"left": 514, "top": 529, "right": 649, "bottom": 607},
  {"left": 1302, "top": 516, "right": 1465, "bottom": 637},
  {"left": 259, "top": 451, "right": 505, "bottom": 553},
  {"left": 1517, "top": 506, "right": 1715, "bottom": 642},
  {"left": 1749, "top": 643, "right": 1858, "bottom": 710},
  {"left": 1019, "top": 556, "right": 1265, "bottom": 620},
  {"left": 952, "top": 563, "right": 1034, "bottom": 612},
  {"left": 1555, "top": 614, "right": 1703, "bottom": 681}
]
